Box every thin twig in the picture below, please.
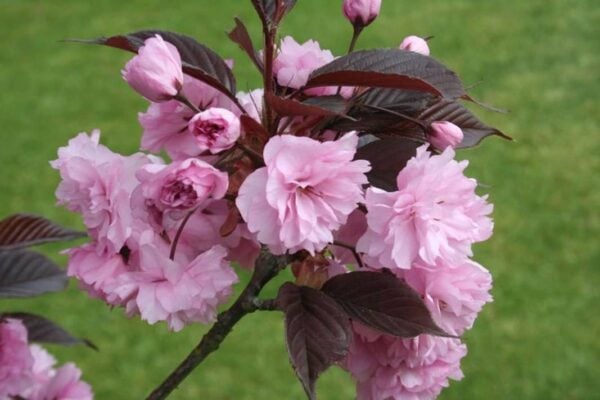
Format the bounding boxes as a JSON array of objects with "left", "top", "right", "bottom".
[
  {"left": 169, "top": 208, "right": 199, "bottom": 260},
  {"left": 146, "top": 250, "right": 288, "bottom": 400},
  {"left": 173, "top": 93, "right": 200, "bottom": 114},
  {"left": 335, "top": 25, "right": 363, "bottom": 96},
  {"left": 347, "top": 25, "right": 363, "bottom": 54},
  {"left": 332, "top": 240, "right": 365, "bottom": 269}
]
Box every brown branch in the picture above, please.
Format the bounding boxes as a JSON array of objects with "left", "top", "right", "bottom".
[{"left": 146, "top": 250, "right": 288, "bottom": 400}]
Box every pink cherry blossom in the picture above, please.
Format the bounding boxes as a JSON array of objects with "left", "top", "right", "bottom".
[
  {"left": 343, "top": 0, "right": 382, "bottom": 27},
  {"left": 31, "top": 363, "right": 93, "bottom": 400},
  {"left": 165, "top": 200, "right": 260, "bottom": 269},
  {"left": 400, "top": 35, "right": 431, "bottom": 56},
  {"left": 65, "top": 243, "right": 131, "bottom": 307},
  {"left": 188, "top": 107, "right": 240, "bottom": 154},
  {"left": 122, "top": 35, "right": 183, "bottom": 102},
  {"left": 237, "top": 132, "right": 370, "bottom": 254},
  {"left": 139, "top": 75, "right": 240, "bottom": 160},
  {"left": 357, "top": 145, "right": 493, "bottom": 270},
  {"left": 237, "top": 89, "right": 264, "bottom": 122},
  {"left": 52, "top": 131, "right": 159, "bottom": 253},
  {"left": 0, "top": 318, "right": 34, "bottom": 398},
  {"left": 428, "top": 121, "right": 464, "bottom": 150},
  {"left": 401, "top": 260, "right": 493, "bottom": 335},
  {"left": 132, "top": 158, "right": 228, "bottom": 227},
  {"left": 273, "top": 36, "right": 334, "bottom": 89},
  {"left": 345, "top": 326, "right": 467, "bottom": 400},
  {"left": 125, "top": 236, "right": 238, "bottom": 331},
  {"left": 24, "top": 345, "right": 56, "bottom": 396}
]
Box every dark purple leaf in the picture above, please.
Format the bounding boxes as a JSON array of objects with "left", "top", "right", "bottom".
[
  {"left": 228, "top": 17, "right": 263, "bottom": 72},
  {"left": 355, "top": 137, "right": 421, "bottom": 191},
  {"left": 240, "top": 115, "right": 269, "bottom": 141},
  {"left": 322, "top": 271, "right": 450, "bottom": 338},
  {"left": 252, "top": 0, "right": 298, "bottom": 24},
  {"left": 303, "top": 96, "right": 348, "bottom": 115},
  {"left": 307, "top": 49, "right": 466, "bottom": 99},
  {"left": 355, "top": 88, "right": 436, "bottom": 115},
  {"left": 320, "top": 89, "right": 434, "bottom": 134},
  {"left": 419, "top": 99, "right": 511, "bottom": 148},
  {"left": 277, "top": 282, "right": 352, "bottom": 400},
  {"left": 0, "top": 250, "right": 67, "bottom": 298},
  {"left": 79, "top": 30, "right": 237, "bottom": 101},
  {"left": 1, "top": 312, "right": 97, "bottom": 350},
  {"left": 266, "top": 92, "right": 347, "bottom": 118},
  {"left": 0, "top": 214, "right": 85, "bottom": 251}
]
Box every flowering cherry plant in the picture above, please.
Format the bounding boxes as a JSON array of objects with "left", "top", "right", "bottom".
[{"left": 1, "top": 0, "right": 512, "bottom": 399}]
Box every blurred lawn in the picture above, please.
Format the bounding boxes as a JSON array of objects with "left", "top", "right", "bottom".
[{"left": 0, "top": 0, "right": 598, "bottom": 399}]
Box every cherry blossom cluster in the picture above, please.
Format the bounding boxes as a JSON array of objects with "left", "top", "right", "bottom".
[
  {"left": 0, "top": 318, "right": 92, "bottom": 400},
  {"left": 50, "top": 0, "right": 501, "bottom": 398}
]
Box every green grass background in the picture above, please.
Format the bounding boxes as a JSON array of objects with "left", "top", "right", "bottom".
[{"left": 0, "top": 0, "right": 598, "bottom": 399}]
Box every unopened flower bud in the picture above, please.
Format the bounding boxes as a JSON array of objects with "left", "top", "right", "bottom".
[
  {"left": 399, "top": 35, "right": 430, "bottom": 56},
  {"left": 342, "top": 0, "right": 382, "bottom": 27},
  {"left": 122, "top": 35, "right": 183, "bottom": 102},
  {"left": 429, "top": 121, "right": 464, "bottom": 150}
]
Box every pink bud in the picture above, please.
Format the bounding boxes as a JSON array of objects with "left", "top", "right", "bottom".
[
  {"left": 342, "top": 0, "right": 382, "bottom": 27},
  {"left": 188, "top": 107, "right": 241, "bottom": 154},
  {"left": 122, "top": 35, "right": 184, "bottom": 102},
  {"left": 399, "top": 35, "right": 430, "bottom": 56},
  {"left": 429, "top": 121, "right": 464, "bottom": 150}
]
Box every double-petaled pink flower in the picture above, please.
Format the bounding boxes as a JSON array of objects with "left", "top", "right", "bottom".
[
  {"left": 237, "top": 132, "right": 370, "bottom": 254},
  {"left": 273, "top": 36, "right": 334, "bottom": 90},
  {"left": 345, "top": 326, "right": 467, "bottom": 400},
  {"left": 0, "top": 318, "right": 34, "bottom": 398},
  {"left": 357, "top": 145, "right": 493, "bottom": 270},
  {"left": 51, "top": 130, "right": 159, "bottom": 253},
  {"left": 0, "top": 319, "right": 92, "bottom": 399},
  {"left": 188, "top": 107, "right": 240, "bottom": 154},
  {"left": 401, "top": 259, "right": 493, "bottom": 335},
  {"left": 132, "top": 158, "right": 228, "bottom": 227},
  {"left": 27, "top": 346, "right": 92, "bottom": 400},
  {"left": 120, "top": 235, "right": 238, "bottom": 331}
]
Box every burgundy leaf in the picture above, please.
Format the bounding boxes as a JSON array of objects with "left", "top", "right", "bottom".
[
  {"left": 355, "top": 88, "right": 436, "bottom": 115},
  {"left": 321, "top": 89, "right": 434, "bottom": 134},
  {"left": 0, "top": 250, "right": 67, "bottom": 298},
  {"left": 1, "top": 312, "right": 97, "bottom": 350},
  {"left": 252, "top": 0, "right": 298, "bottom": 24},
  {"left": 277, "top": 282, "right": 352, "bottom": 400},
  {"left": 322, "top": 271, "right": 450, "bottom": 338},
  {"left": 419, "top": 99, "right": 511, "bottom": 148},
  {"left": 79, "top": 30, "right": 237, "bottom": 102},
  {"left": 240, "top": 115, "right": 269, "bottom": 141},
  {"left": 303, "top": 96, "right": 349, "bottom": 115},
  {"left": 307, "top": 49, "right": 466, "bottom": 99},
  {"left": 0, "top": 214, "right": 85, "bottom": 251},
  {"left": 355, "top": 137, "right": 421, "bottom": 191},
  {"left": 228, "top": 17, "right": 263, "bottom": 72},
  {"left": 266, "top": 92, "right": 347, "bottom": 118}
]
